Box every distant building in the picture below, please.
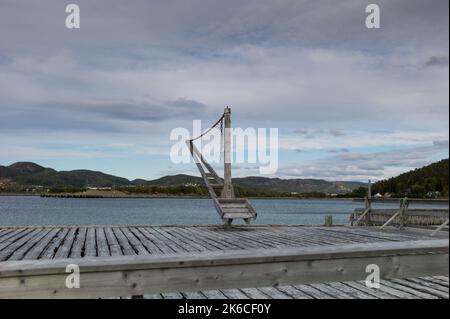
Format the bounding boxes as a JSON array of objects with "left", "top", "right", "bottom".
[
  {"left": 87, "top": 187, "right": 112, "bottom": 191},
  {"left": 184, "top": 183, "right": 199, "bottom": 187},
  {"left": 427, "top": 191, "right": 441, "bottom": 198}
]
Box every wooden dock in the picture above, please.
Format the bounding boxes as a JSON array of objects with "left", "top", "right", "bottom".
[
  {"left": 0, "top": 225, "right": 448, "bottom": 299},
  {"left": 351, "top": 208, "right": 449, "bottom": 226}
]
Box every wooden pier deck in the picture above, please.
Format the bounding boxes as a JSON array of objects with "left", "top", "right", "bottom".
[{"left": 0, "top": 225, "right": 448, "bottom": 299}]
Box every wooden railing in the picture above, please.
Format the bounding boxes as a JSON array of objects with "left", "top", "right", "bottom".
[{"left": 0, "top": 239, "right": 448, "bottom": 298}]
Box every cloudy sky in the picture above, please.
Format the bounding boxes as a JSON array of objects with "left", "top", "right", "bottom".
[{"left": 0, "top": 0, "right": 448, "bottom": 181}]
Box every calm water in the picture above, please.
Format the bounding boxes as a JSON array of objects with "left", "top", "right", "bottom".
[{"left": 0, "top": 196, "right": 447, "bottom": 226}]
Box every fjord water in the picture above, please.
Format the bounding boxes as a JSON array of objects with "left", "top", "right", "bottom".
[{"left": 0, "top": 196, "right": 446, "bottom": 226}]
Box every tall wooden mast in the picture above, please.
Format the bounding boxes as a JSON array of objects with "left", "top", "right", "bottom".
[{"left": 221, "top": 106, "right": 234, "bottom": 198}]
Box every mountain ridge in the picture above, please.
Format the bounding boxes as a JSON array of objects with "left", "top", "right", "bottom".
[{"left": 0, "top": 162, "right": 364, "bottom": 194}]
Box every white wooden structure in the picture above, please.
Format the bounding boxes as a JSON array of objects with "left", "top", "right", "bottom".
[{"left": 187, "top": 107, "right": 257, "bottom": 225}]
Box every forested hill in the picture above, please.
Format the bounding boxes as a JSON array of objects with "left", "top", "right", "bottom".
[{"left": 372, "top": 159, "right": 449, "bottom": 198}]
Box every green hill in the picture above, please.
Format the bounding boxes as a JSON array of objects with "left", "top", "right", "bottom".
[
  {"left": 0, "top": 162, "right": 130, "bottom": 188},
  {"left": 372, "top": 159, "right": 449, "bottom": 198},
  {"left": 1, "top": 162, "right": 364, "bottom": 195},
  {"left": 4, "top": 160, "right": 447, "bottom": 198}
]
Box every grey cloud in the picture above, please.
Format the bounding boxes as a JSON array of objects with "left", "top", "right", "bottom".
[
  {"left": 278, "top": 145, "right": 447, "bottom": 181},
  {"left": 328, "top": 130, "right": 346, "bottom": 137},
  {"left": 166, "top": 98, "right": 207, "bottom": 109},
  {"left": 425, "top": 56, "right": 449, "bottom": 67},
  {"left": 0, "top": 0, "right": 448, "bottom": 54},
  {"left": 0, "top": 97, "right": 208, "bottom": 133},
  {"left": 328, "top": 148, "right": 349, "bottom": 153},
  {"left": 433, "top": 140, "right": 449, "bottom": 147}
]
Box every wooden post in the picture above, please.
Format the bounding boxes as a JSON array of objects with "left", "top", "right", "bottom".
[
  {"left": 364, "top": 179, "right": 372, "bottom": 226},
  {"left": 324, "top": 215, "right": 333, "bottom": 227},
  {"left": 221, "top": 106, "right": 234, "bottom": 199}
]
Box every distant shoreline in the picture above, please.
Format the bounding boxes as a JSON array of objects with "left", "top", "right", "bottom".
[{"left": 0, "top": 193, "right": 448, "bottom": 203}]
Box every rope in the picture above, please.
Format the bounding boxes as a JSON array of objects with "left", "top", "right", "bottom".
[{"left": 189, "top": 114, "right": 224, "bottom": 142}]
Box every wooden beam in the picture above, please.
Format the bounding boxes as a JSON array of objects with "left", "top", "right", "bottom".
[
  {"left": 353, "top": 208, "right": 370, "bottom": 226},
  {"left": 0, "top": 239, "right": 447, "bottom": 299},
  {"left": 186, "top": 141, "right": 217, "bottom": 199},
  {"left": 430, "top": 219, "right": 450, "bottom": 237},
  {"left": 380, "top": 211, "right": 401, "bottom": 230}
]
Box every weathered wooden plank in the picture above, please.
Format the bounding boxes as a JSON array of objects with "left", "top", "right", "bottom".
[
  {"left": 95, "top": 228, "right": 110, "bottom": 257},
  {"left": 220, "top": 289, "right": 249, "bottom": 299},
  {"left": 0, "top": 228, "right": 43, "bottom": 261},
  {"left": 391, "top": 278, "right": 449, "bottom": 298},
  {"left": 151, "top": 227, "right": 191, "bottom": 253},
  {"left": 309, "top": 283, "right": 353, "bottom": 299},
  {"left": 325, "top": 227, "right": 418, "bottom": 242},
  {"left": 23, "top": 228, "right": 61, "bottom": 260},
  {"left": 343, "top": 281, "right": 396, "bottom": 299},
  {"left": 293, "top": 284, "right": 335, "bottom": 299},
  {"left": 201, "top": 290, "right": 228, "bottom": 299},
  {"left": 239, "top": 288, "right": 270, "bottom": 299},
  {"left": 103, "top": 227, "right": 123, "bottom": 257},
  {"left": 154, "top": 227, "right": 201, "bottom": 252},
  {"left": 70, "top": 228, "right": 87, "bottom": 258},
  {"left": 120, "top": 227, "right": 149, "bottom": 255},
  {"left": 433, "top": 275, "right": 449, "bottom": 283},
  {"left": 175, "top": 227, "right": 233, "bottom": 251},
  {"left": 308, "top": 228, "right": 390, "bottom": 244},
  {"left": 40, "top": 228, "right": 69, "bottom": 259},
  {"left": 206, "top": 230, "right": 265, "bottom": 250},
  {"left": 0, "top": 228, "right": 35, "bottom": 251},
  {"left": 161, "top": 292, "right": 184, "bottom": 299},
  {"left": 7, "top": 228, "right": 52, "bottom": 261},
  {"left": 128, "top": 228, "right": 163, "bottom": 254},
  {"left": 54, "top": 228, "right": 77, "bottom": 259},
  {"left": 273, "top": 285, "right": 313, "bottom": 299},
  {"left": 111, "top": 227, "right": 135, "bottom": 256},
  {"left": 143, "top": 293, "right": 162, "bottom": 299},
  {"left": 378, "top": 280, "right": 437, "bottom": 299},
  {"left": 181, "top": 291, "right": 207, "bottom": 299},
  {"left": 183, "top": 227, "right": 243, "bottom": 249},
  {"left": 420, "top": 276, "right": 449, "bottom": 287},
  {"left": 138, "top": 227, "right": 176, "bottom": 254},
  {"left": 259, "top": 227, "right": 336, "bottom": 247},
  {"left": 406, "top": 277, "right": 449, "bottom": 293},
  {"left": 0, "top": 228, "right": 16, "bottom": 240},
  {"left": 220, "top": 228, "right": 292, "bottom": 249},
  {"left": 256, "top": 287, "right": 291, "bottom": 299},
  {"left": 84, "top": 227, "right": 97, "bottom": 257},
  {"left": 326, "top": 281, "right": 377, "bottom": 299},
  {"left": 167, "top": 227, "right": 213, "bottom": 252},
  {"left": 374, "top": 282, "right": 418, "bottom": 299},
  {"left": 172, "top": 227, "right": 218, "bottom": 251}
]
